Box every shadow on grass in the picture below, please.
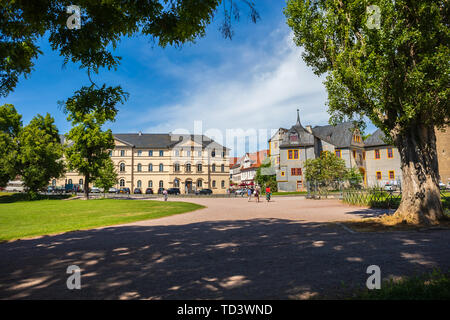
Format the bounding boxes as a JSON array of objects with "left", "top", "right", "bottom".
[
  {"left": 0, "top": 193, "right": 72, "bottom": 203},
  {"left": 0, "top": 218, "right": 449, "bottom": 299}
]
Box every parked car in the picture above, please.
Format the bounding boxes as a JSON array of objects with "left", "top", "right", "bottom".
[
  {"left": 384, "top": 184, "right": 397, "bottom": 192},
  {"left": 47, "top": 186, "right": 56, "bottom": 193},
  {"left": 438, "top": 181, "right": 446, "bottom": 190},
  {"left": 145, "top": 188, "right": 154, "bottom": 194},
  {"left": 118, "top": 187, "right": 130, "bottom": 194},
  {"left": 235, "top": 188, "right": 246, "bottom": 196},
  {"left": 167, "top": 188, "right": 181, "bottom": 195},
  {"left": 134, "top": 188, "right": 142, "bottom": 194},
  {"left": 90, "top": 187, "right": 101, "bottom": 193},
  {"left": 196, "top": 188, "right": 213, "bottom": 195},
  {"left": 157, "top": 187, "right": 164, "bottom": 194},
  {"left": 108, "top": 187, "right": 118, "bottom": 193}
]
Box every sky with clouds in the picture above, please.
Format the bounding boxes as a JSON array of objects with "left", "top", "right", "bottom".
[{"left": 0, "top": 0, "right": 376, "bottom": 156}]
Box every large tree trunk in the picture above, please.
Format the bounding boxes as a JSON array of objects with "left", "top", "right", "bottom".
[
  {"left": 84, "top": 174, "right": 89, "bottom": 200},
  {"left": 394, "top": 124, "right": 443, "bottom": 225}
]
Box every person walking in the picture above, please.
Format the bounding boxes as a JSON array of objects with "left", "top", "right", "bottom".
[
  {"left": 265, "top": 186, "right": 271, "bottom": 202},
  {"left": 247, "top": 188, "right": 252, "bottom": 201},
  {"left": 255, "top": 187, "right": 260, "bottom": 203},
  {"left": 163, "top": 189, "right": 168, "bottom": 201}
]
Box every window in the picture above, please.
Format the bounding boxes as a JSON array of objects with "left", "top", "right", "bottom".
[
  {"left": 212, "top": 180, "right": 216, "bottom": 188},
  {"left": 221, "top": 180, "right": 225, "bottom": 188},
  {"left": 376, "top": 171, "right": 382, "bottom": 180},
  {"left": 68, "top": 179, "right": 72, "bottom": 185},
  {"left": 222, "top": 151, "right": 225, "bottom": 157},
  {"left": 212, "top": 164, "right": 216, "bottom": 172},
  {"left": 211, "top": 150, "right": 216, "bottom": 157},
  {"left": 120, "top": 179, "right": 125, "bottom": 187},
  {"left": 291, "top": 168, "right": 302, "bottom": 176},
  {"left": 281, "top": 171, "right": 285, "bottom": 177},
  {"left": 174, "top": 179, "right": 180, "bottom": 188},
  {"left": 137, "top": 150, "right": 142, "bottom": 157},
  {"left": 363, "top": 151, "right": 366, "bottom": 160},
  {"left": 389, "top": 171, "right": 395, "bottom": 180},
  {"left": 79, "top": 179, "right": 83, "bottom": 186},
  {"left": 175, "top": 150, "right": 180, "bottom": 157},
  {"left": 148, "top": 150, "right": 153, "bottom": 156},
  {"left": 159, "top": 150, "right": 164, "bottom": 157},
  {"left": 159, "top": 180, "right": 164, "bottom": 188},
  {"left": 276, "top": 156, "right": 280, "bottom": 164},
  {"left": 221, "top": 164, "right": 225, "bottom": 172},
  {"left": 352, "top": 150, "right": 356, "bottom": 158},
  {"left": 197, "top": 163, "right": 203, "bottom": 172},
  {"left": 186, "top": 163, "right": 191, "bottom": 172},
  {"left": 197, "top": 179, "right": 202, "bottom": 188},
  {"left": 187, "top": 151, "right": 191, "bottom": 157},
  {"left": 288, "top": 149, "right": 299, "bottom": 160},
  {"left": 274, "top": 142, "right": 278, "bottom": 148},
  {"left": 174, "top": 163, "right": 180, "bottom": 172},
  {"left": 387, "top": 148, "right": 393, "bottom": 159},
  {"left": 52, "top": 179, "right": 56, "bottom": 186},
  {"left": 148, "top": 180, "right": 153, "bottom": 188},
  {"left": 198, "top": 151, "right": 202, "bottom": 157},
  {"left": 148, "top": 163, "right": 153, "bottom": 172},
  {"left": 375, "top": 149, "right": 381, "bottom": 159},
  {"left": 109, "top": 150, "right": 112, "bottom": 157},
  {"left": 120, "top": 150, "right": 125, "bottom": 157},
  {"left": 137, "top": 163, "right": 142, "bottom": 172},
  {"left": 119, "top": 163, "right": 125, "bottom": 172},
  {"left": 137, "top": 180, "right": 142, "bottom": 188},
  {"left": 159, "top": 164, "right": 164, "bottom": 172},
  {"left": 335, "top": 150, "right": 341, "bottom": 158}
]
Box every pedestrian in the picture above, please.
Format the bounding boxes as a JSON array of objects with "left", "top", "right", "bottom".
[
  {"left": 265, "top": 186, "right": 271, "bottom": 202},
  {"left": 255, "top": 187, "right": 260, "bottom": 203},
  {"left": 163, "top": 189, "right": 168, "bottom": 201},
  {"left": 247, "top": 188, "right": 252, "bottom": 201}
]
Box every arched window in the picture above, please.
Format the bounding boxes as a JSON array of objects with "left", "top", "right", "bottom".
[
  {"left": 212, "top": 180, "right": 216, "bottom": 188},
  {"left": 52, "top": 179, "right": 56, "bottom": 186},
  {"left": 211, "top": 150, "right": 216, "bottom": 157},
  {"left": 137, "top": 163, "right": 142, "bottom": 172},
  {"left": 197, "top": 179, "right": 202, "bottom": 188},
  {"left": 186, "top": 163, "right": 191, "bottom": 172},
  {"left": 119, "top": 163, "right": 126, "bottom": 172},
  {"left": 120, "top": 179, "right": 125, "bottom": 187},
  {"left": 148, "top": 180, "right": 153, "bottom": 188},
  {"left": 197, "top": 163, "right": 202, "bottom": 172},
  {"left": 137, "top": 180, "right": 142, "bottom": 188},
  {"left": 159, "top": 180, "right": 164, "bottom": 188},
  {"left": 68, "top": 179, "right": 72, "bottom": 184},
  {"left": 148, "top": 163, "right": 153, "bottom": 172},
  {"left": 174, "top": 179, "right": 180, "bottom": 188},
  {"left": 174, "top": 163, "right": 180, "bottom": 172},
  {"left": 221, "top": 164, "right": 225, "bottom": 172},
  {"left": 221, "top": 180, "right": 225, "bottom": 188},
  {"left": 212, "top": 164, "right": 216, "bottom": 172},
  {"left": 79, "top": 179, "right": 83, "bottom": 186},
  {"left": 159, "top": 163, "right": 164, "bottom": 172}
]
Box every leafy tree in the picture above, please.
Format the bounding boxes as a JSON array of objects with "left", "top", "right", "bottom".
[
  {"left": 255, "top": 158, "right": 278, "bottom": 192},
  {"left": 94, "top": 158, "right": 118, "bottom": 197},
  {"left": 0, "top": 104, "right": 22, "bottom": 187},
  {"left": 285, "top": 0, "right": 449, "bottom": 224},
  {"left": 0, "top": 0, "right": 259, "bottom": 97},
  {"left": 346, "top": 167, "right": 364, "bottom": 188},
  {"left": 304, "top": 151, "right": 347, "bottom": 193},
  {"left": 17, "top": 113, "right": 65, "bottom": 197},
  {"left": 62, "top": 85, "right": 127, "bottom": 199}
]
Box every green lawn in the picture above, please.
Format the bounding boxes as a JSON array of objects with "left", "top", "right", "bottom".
[{"left": 0, "top": 195, "right": 203, "bottom": 241}]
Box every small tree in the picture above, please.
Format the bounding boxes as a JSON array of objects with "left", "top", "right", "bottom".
[
  {"left": 345, "top": 167, "right": 364, "bottom": 189},
  {"left": 62, "top": 85, "right": 127, "bottom": 199},
  {"left": 304, "top": 151, "right": 347, "bottom": 194},
  {"left": 255, "top": 158, "right": 278, "bottom": 192},
  {"left": 94, "top": 158, "right": 118, "bottom": 197},
  {"left": 17, "top": 114, "right": 65, "bottom": 197},
  {"left": 0, "top": 104, "right": 22, "bottom": 187}
]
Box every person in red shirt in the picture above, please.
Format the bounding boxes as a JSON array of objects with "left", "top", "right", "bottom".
[{"left": 265, "top": 186, "right": 271, "bottom": 202}]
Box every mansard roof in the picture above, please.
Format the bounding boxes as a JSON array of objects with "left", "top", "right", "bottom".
[
  {"left": 363, "top": 129, "right": 390, "bottom": 147},
  {"left": 280, "top": 109, "right": 315, "bottom": 148},
  {"left": 311, "top": 122, "right": 359, "bottom": 148}
]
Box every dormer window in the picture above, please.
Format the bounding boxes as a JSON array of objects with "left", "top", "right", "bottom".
[{"left": 289, "top": 133, "right": 298, "bottom": 142}]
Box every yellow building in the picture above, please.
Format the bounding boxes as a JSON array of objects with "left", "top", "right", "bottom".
[{"left": 54, "top": 133, "right": 230, "bottom": 194}]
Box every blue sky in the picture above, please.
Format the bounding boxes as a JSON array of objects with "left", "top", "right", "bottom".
[{"left": 1, "top": 0, "right": 376, "bottom": 155}]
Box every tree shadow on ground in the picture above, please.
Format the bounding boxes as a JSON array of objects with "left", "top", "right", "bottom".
[{"left": 0, "top": 218, "right": 449, "bottom": 299}]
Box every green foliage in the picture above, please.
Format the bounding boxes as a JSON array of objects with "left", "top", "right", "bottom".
[
  {"left": 1, "top": 0, "right": 259, "bottom": 97},
  {"left": 304, "top": 151, "right": 347, "bottom": 186},
  {"left": 346, "top": 167, "right": 363, "bottom": 188},
  {"left": 94, "top": 158, "right": 118, "bottom": 195},
  {"left": 254, "top": 158, "right": 278, "bottom": 192},
  {"left": 17, "top": 113, "right": 65, "bottom": 196},
  {"left": 285, "top": 0, "right": 449, "bottom": 135},
  {"left": 0, "top": 104, "right": 22, "bottom": 187}
]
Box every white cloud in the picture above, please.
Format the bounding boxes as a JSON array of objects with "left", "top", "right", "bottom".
[{"left": 129, "top": 30, "right": 331, "bottom": 154}]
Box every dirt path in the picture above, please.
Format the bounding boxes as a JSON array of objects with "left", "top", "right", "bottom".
[{"left": 0, "top": 197, "right": 448, "bottom": 299}]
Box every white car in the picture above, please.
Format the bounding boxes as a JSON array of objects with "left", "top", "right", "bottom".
[
  {"left": 384, "top": 184, "right": 397, "bottom": 191},
  {"left": 235, "top": 189, "right": 247, "bottom": 196},
  {"left": 90, "top": 187, "right": 101, "bottom": 193},
  {"left": 438, "top": 182, "right": 446, "bottom": 190}
]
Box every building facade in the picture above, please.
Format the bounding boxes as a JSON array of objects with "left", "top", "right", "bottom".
[
  {"left": 230, "top": 150, "right": 268, "bottom": 187},
  {"left": 54, "top": 133, "right": 230, "bottom": 194},
  {"left": 436, "top": 127, "right": 450, "bottom": 185}
]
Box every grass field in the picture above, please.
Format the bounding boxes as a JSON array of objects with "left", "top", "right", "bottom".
[{"left": 0, "top": 193, "right": 203, "bottom": 241}]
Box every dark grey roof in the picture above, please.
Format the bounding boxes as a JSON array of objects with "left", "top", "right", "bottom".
[
  {"left": 364, "top": 129, "right": 390, "bottom": 147},
  {"left": 113, "top": 133, "right": 228, "bottom": 150},
  {"left": 280, "top": 111, "right": 315, "bottom": 148},
  {"left": 311, "top": 122, "right": 357, "bottom": 148}
]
